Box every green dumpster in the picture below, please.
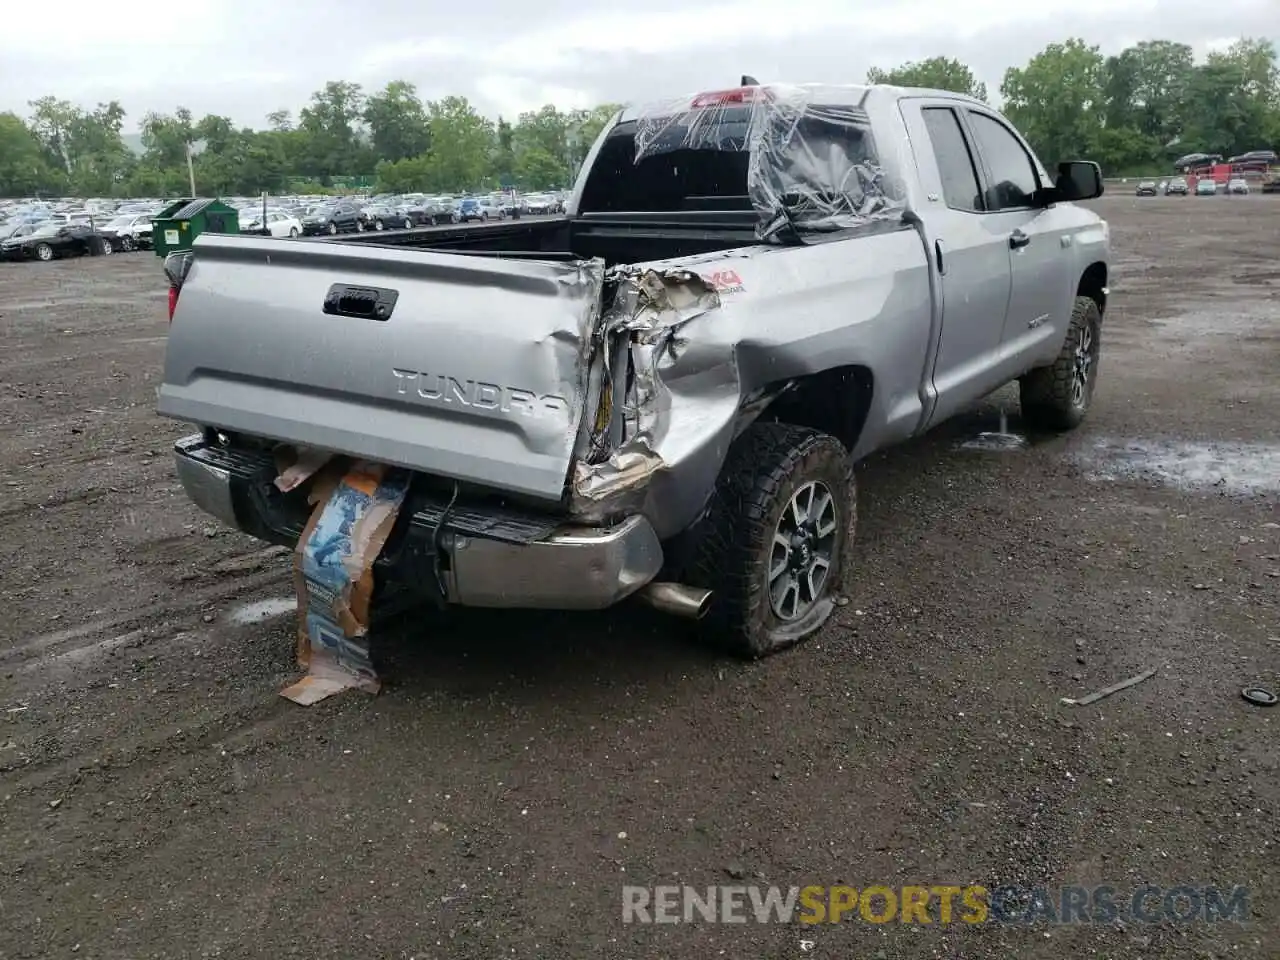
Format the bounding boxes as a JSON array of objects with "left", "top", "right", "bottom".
[{"left": 151, "top": 198, "right": 240, "bottom": 257}]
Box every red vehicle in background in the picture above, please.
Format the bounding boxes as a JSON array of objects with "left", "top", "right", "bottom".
[{"left": 1177, "top": 150, "right": 1276, "bottom": 187}]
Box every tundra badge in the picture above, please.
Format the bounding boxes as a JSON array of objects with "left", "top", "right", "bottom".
[{"left": 391, "top": 368, "right": 570, "bottom": 419}]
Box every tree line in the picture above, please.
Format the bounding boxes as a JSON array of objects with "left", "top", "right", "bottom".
[
  {"left": 1, "top": 36, "right": 1276, "bottom": 199},
  {"left": 869, "top": 38, "right": 1278, "bottom": 171}
]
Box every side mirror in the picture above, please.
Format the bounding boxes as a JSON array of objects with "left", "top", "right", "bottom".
[{"left": 1055, "top": 160, "right": 1104, "bottom": 201}]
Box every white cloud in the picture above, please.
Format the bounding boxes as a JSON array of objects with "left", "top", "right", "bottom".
[
  {"left": 4, "top": 0, "right": 229, "bottom": 54},
  {"left": 473, "top": 77, "right": 596, "bottom": 120},
  {"left": 0, "top": 0, "right": 1272, "bottom": 130}
]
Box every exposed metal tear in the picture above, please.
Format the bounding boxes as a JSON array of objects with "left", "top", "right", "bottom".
[
  {"left": 572, "top": 438, "right": 663, "bottom": 505},
  {"left": 612, "top": 267, "right": 722, "bottom": 336},
  {"left": 569, "top": 268, "right": 725, "bottom": 519}
]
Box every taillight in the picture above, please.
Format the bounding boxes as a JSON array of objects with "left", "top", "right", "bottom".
[{"left": 162, "top": 251, "right": 194, "bottom": 324}]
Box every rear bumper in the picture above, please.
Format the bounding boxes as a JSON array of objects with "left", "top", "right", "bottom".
[{"left": 172, "top": 434, "right": 663, "bottom": 610}]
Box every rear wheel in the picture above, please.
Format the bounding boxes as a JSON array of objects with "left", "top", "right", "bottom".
[
  {"left": 688, "top": 423, "right": 854, "bottom": 659},
  {"left": 1019, "top": 295, "right": 1102, "bottom": 431},
  {"left": 374, "top": 219, "right": 385, "bottom": 231}
]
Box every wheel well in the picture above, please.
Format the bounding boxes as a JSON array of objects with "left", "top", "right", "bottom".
[
  {"left": 1078, "top": 262, "right": 1107, "bottom": 313},
  {"left": 757, "top": 366, "right": 874, "bottom": 453}
]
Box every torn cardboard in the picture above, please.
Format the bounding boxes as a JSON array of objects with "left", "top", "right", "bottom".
[
  {"left": 274, "top": 444, "right": 333, "bottom": 493},
  {"left": 280, "top": 460, "right": 410, "bottom": 706}
]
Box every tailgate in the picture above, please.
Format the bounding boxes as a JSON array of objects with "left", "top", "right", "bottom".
[{"left": 157, "top": 234, "right": 605, "bottom": 502}]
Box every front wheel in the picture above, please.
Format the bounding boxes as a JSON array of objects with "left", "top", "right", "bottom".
[
  {"left": 288, "top": 227, "right": 299, "bottom": 238},
  {"left": 687, "top": 423, "right": 854, "bottom": 659},
  {"left": 121, "top": 235, "right": 136, "bottom": 252},
  {"left": 404, "top": 218, "right": 414, "bottom": 229},
  {"left": 326, "top": 222, "right": 338, "bottom": 235},
  {"left": 35, "top": 243, "right": 54, "bottom": 261},
  {"left": 374, "top": 219, "right": 384, "bottom": 231},
  {"left": 1019, "top": 295, "right": 1102, "bottom": 431}
]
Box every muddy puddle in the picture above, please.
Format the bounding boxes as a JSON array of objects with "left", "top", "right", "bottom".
[
  {"left": 957, "top": 409, "right": 1029, "bottom": 452},
  {"left": 1141, "top": 288, "right": 1280, "bottom": 339},
  {"left": 1073, "top": 438, "right": 1280, "bottom": 496}
]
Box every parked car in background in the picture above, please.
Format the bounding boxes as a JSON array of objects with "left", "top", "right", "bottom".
[
  {"left": 1229, "top": 149, "right": 1277, "bottom": 165},
  {"left": 0, "top": 214, "right": 48, "bottom": 232},
  {"left": 1195, "top": 179, "right": 1217, "bottom": 196},
  {"left": 1166, "top": 177, "right": 1188, "bottom": 196},
  {"left": 495, "top": 194, "right": 522, "bottom": 219},
  {"left": 1, "top": 222, "right": 110, "bottom": 261},
  {"left": 455, "top": 197, "right": 490, "bottom": 222},
  {"left": 301, "top": 202, "right": 365, "bottom": 235},
  {"left": 427, "top": 199, "right": 460, "bottom": 225},
  {"left": 1226, "top": 178, "right": 1250, "bottom": 195},
  {"left": 1135, "top": 181, "right": 1157, "bottom": 197},
  {"left": 0, "top": 221, "right": 47, "bottom": 245},
  {"left": 360, "top": 204, "right": 400, "bottom": 230},
  {"left": 391, "top": 203, "right": 431, "bottom": 228},
  {"left": 524, "top": 193, "right": 557, "bottom": 215},
  {"left": 240, "top": 210, "right": 303, "bottom": 238},
  {"left": 99, "top": 213, "right": 154, "bottom": 251},
  {"left": 394, "top": 200, "right": 457, "bottom": 227}
]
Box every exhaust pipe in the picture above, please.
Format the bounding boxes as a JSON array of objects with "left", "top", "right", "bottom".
[{"left": 637, "top": 582, "right": 713, "bottom": 620}]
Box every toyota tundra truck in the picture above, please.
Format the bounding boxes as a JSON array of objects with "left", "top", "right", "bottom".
[{"left": 156, "top": 82, "right": 1109, "bottom": 658}]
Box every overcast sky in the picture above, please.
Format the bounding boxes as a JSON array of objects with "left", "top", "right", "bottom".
[{"left": 1, "top": 0, "right": 1271, "bottom": 132}]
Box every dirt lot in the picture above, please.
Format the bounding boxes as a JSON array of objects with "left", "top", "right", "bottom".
[{"left": 1, "top": 196, "right": 1278, "bottom": 960}]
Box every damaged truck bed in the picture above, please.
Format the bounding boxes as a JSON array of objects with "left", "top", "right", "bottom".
[{"left": 158, "top": 81, "right": 1110, "bottom": 661}]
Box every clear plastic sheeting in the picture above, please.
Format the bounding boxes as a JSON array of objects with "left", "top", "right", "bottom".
[
  {"left": 631, "top": 83, "right": 906, "bottom": 241},
  {"left": 632, "top": 87, "right": 761, "bottom": 160}
]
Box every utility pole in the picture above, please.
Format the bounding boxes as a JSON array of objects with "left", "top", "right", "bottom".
[{"left": 185, "top": 141, "right": 197, "bottom": 196}]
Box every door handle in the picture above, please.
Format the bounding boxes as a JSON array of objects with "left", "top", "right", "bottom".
[
  {"left": 1009, "top": 229, "right": 1031, "bottom": 250},
  {"left": 934, "top": 239, "right": 946, "bottom": 276}
]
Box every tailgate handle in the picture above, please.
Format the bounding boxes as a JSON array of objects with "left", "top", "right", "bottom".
[{"left": 323, "top": 283, "right": 399, "bottom": 321}]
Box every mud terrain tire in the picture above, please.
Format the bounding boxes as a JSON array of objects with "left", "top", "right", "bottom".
[
  {"left": 1019, "top": 295, "right": 1102, "bottom": 431},
  {"left": 689, "top": 422, "right": 855, "bottom": 659}
]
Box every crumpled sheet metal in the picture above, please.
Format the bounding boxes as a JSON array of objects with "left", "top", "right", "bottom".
[
  {"left": 631, "top": 83, "right": 906, "bottom": 240},
  {"left": 571, "top": 268, "right": 723, "bottom": 517},
  {"left": 279, "top": 461, "right": 410, "bottom": 706}
]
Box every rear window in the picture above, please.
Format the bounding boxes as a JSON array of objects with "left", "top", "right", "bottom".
[
  {"left": 579, "top": 113, "right": 752, "bottom": 213},
  {"left": 577, "top": 86, "right": 903, "bottom": 239}
]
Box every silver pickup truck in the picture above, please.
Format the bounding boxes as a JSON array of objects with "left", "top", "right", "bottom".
[{"left": 157, "top": 82, "right": 1109, "bottom": 658}]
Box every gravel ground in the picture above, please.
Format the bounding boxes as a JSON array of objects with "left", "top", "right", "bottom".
[{"left": 1, "top": 196, "right": 1278, "bottom": 960}]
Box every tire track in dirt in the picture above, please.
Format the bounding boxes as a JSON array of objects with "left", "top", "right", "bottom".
[{"left": 3, "top": 566, "right": 292, "bottom": 668}]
